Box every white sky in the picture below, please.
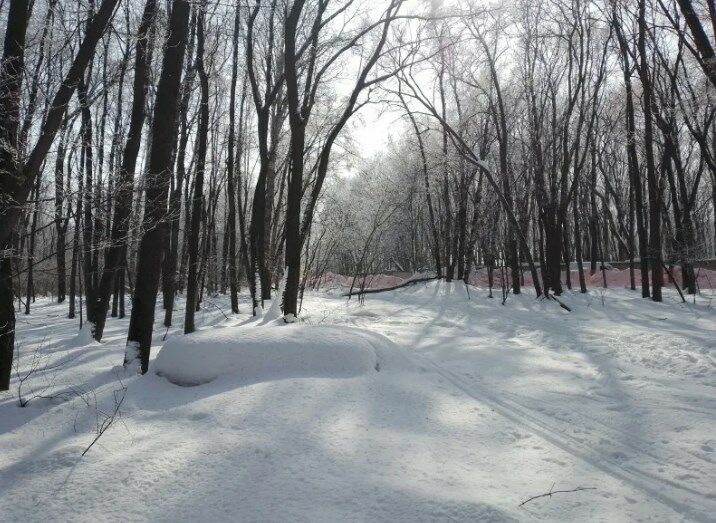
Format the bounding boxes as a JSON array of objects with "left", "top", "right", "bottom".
[{"left": 349, "top": 102, "right": 404, "bottom": 158}]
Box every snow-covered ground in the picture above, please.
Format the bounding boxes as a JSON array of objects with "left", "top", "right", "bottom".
[{"left": 1, "top": 282, "right": 715, "bottom": 522}]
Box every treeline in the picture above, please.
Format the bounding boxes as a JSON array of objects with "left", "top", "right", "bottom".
[
  {"left": 388, "top": 0, "right": 716, "bottom": 301},
  {"left": 1, "top": 0, "right": 715, "bottom": 389}
]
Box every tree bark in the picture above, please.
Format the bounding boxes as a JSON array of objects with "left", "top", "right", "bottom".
[
  {"left": 55, "top": 130, "right": 69, "bottom": 303},
  {"left": 125, "top": 0, "right": 191, "bottom": 373},
  {"left": 92, "top": 0, "right": 156, "bottom": 342},
  {"left": 184, "top": 7, "right": 209, "bottom": 334},
  {"left": 675, "top": 0, "right": 716, "bottom": 89},
  {"left": 77, "top": 76, "right": 97, "bottom": 324},
  {"left": 0, "top": 0, "right": 29, "bottom": 390},
  {"left": 282, "top": 0, "right": 309, "bottom": 320},
  {"left": 164, "top": 12, "right": 196, "bottom": 327},
  {"left": 613, "top": 7, "right": 650, "bottom": 297},
  {"left": 225, "top": 4, "right": 241, "bottom": 314},
  {"left": 638, "top": 0, "right": 663, "bottom": 302}
]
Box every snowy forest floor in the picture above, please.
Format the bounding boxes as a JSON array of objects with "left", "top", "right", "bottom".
[{"left": 1, "top": 282, "right": 715, "bottom": 522}]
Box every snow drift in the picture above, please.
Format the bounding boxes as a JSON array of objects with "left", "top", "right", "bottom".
[{"left": 154, "top": 324, "right": 380, "bottom": 386}]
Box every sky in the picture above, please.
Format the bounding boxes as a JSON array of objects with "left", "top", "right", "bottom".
[{"left": 349, "top": 101, "right": 403, "bottom": 159}]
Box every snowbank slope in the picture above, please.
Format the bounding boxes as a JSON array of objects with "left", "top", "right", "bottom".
[{"left": 155, "top": 324, "right": 379, "bottom": 386}]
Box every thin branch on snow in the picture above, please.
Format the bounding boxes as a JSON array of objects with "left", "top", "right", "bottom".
[
  {"left": 81, "top": 382, "right": 128, "bottom": 457},
  {"left": 519, "top": 484, "right": 596, "bottom": 507}
]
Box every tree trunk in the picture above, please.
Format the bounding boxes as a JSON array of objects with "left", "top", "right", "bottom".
[
  {"left": 78, "top": 76, "right": 97, "bottom": 324},
  {"left": 125, "top": 0, "right": 191, "bottom": 373},
  {"left": 164, "top": 13, "right": 196, "bottom": 327},
  {"left": 184, "top": 6, "right": 209, "bottom": 335},
  {"left": 638, "top": 0, "right": 663, "bottom": 302},
  {"left": 24, "top": 175, "right": 41, "bottom": 314},
  {"left": 613, "top": 7, "right": 650, "bottom": 297},
  {"left": 225, "top": 4, "right": 241, "bottom": 314},
  {"left": 92, "top": 0, "right": 157, "bottom": 342},
  {"left": 282, "top": 0, "right": 308, "bottom": 320},
  {"left": 69, "top": 186, "right": 82, "bottom": 320},
  {"left": 0, "top": 0, "right": 29, "bottom": 390},
  {"left": 55, "top": 128, "right": 69, "bottom": 303}
]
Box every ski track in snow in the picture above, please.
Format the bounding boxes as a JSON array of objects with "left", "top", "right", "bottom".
[
  {"left": 1, "top": 282, "right": 715, "bottom": 522},
  {"left": 311, "top": 282, "right": 716, "bottom": 521},
  {"left": 418, "top": 357, "right": 714, "bottom": 522}
]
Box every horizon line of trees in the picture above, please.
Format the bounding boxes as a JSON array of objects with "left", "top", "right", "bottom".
[{"left": 1, "top": 0, "right": 715, "bottom": 390}]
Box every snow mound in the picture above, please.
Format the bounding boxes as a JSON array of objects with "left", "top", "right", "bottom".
[{"left": 154, "top": 324, "right": 380, "bottom": 386}]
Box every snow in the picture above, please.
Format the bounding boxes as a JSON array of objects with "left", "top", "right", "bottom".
[
  {"left": 154, "top": 324, "right": 380, "bottom": 386},
  {"left": 1, "top": 283, "right": 715, "bottom": 521}
]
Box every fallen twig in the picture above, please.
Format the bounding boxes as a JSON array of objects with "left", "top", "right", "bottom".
[
  {"left": 202, "top": 298, "right": 230, "bottom": 320},
  {"left": 342, "top": 276, "right": 438, "bottom": 297},
  {"left": 519, "top": 483, "right": 596, "bottom": 507},
  {"left": 82, "top": 383, "right": 127, "bottom": 457},
  {"left": 546, "top": 293, "right": 572, "bottom": 312}
]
